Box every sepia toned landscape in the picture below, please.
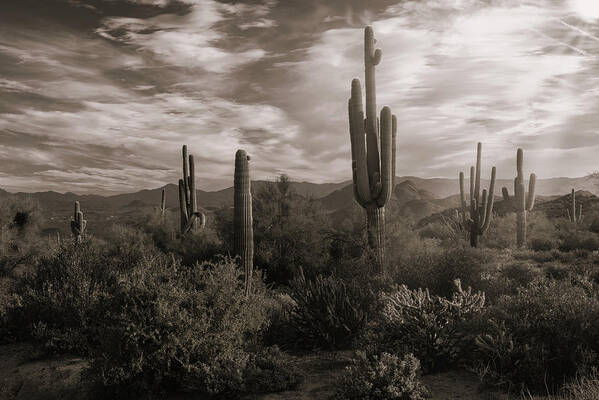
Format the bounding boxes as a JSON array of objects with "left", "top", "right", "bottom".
[{"left": 4, "top": 0, "right": 599, "bottom": 399}]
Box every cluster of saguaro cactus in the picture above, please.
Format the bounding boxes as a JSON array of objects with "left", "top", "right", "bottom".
[
  {"left": 502, "top": 148, "right": 536, "bottom": 248},
  {"left": 234, "top": 149, "right": 254, "bottom": 296},
  {"left": 459, "top": 143, "right": 496, "bottom": 247},
  {"left": 567, "top": 188, "right": 583, "bottom": 224},
  {"left": 348, "top": 25, "right": 397, "bottom": 268},
  {"left": 70, "top": 201, "right": 87, "bottom": 244},
  {"left": 160, "top": 188, "right": 166, "bottom": 216},
  {"left": 178, "top": 145, "right": 206, "bottom": 234}
]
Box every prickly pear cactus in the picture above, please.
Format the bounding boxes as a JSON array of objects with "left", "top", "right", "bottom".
[
  {"left": 234, "top": 149, "right": 254, "bottom": 296},
  {"left": 178, "top": 145, "right": 206, "bottom": 234},
  {"left": 501, "top": 148, "right": 536, "bottom": 248},
  {"left": 70, "top": 201, "right": 87, "bottom": 244},
  {"left": 459, "top": 143, "right": 496, "bottom": 248},
  {"left": 348, "top": 26, "right": 397, "bottom": 268}
]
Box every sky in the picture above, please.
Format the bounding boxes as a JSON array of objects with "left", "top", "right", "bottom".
[{"left": 2, "top": 0, "right": 599, "bottom": 194}]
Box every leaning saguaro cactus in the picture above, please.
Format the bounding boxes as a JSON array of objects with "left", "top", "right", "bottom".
[
  {"left": 234, "top": 149, "right": 254, "bottom": 296},
  {"left": 567, "top": 188, "right": 583, "bottom": 224},
  {"left": 348, "top": 25, "right": 397, "bottom": 268},
  {"left": 502, "top": 148, "right": 536, "bottom": 248},
  {"left": 70, "top": 201, "right": 87, "bottom": 244},
  {"left": 459, "top": 143, "right": 496, "bottom": 248},
  {"left": 178, "top": 145, "right": 206, "bottom": 234}
]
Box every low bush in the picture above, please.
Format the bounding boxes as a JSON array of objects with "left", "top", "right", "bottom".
[
  {"left": 474, "top": 278, "right": 599, "bottom": 394},
  {"left": 7, "top": 240, "right": 105, "bottom": 354},
  {"left": 284, "top": 269, "right": 379, "bottom": 350},
  {"left": 332, "top": 351, "right": 428, "bottom": 400},
  {"left": 86, "top": 257, "right": 296, "bottom": 397},
  {"left": 376, "top": 280, "right": 485, "bottom": 373}
]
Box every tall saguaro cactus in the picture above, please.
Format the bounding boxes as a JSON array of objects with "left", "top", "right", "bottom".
[
  {"left": 160, "top": 188, "right": 166, "bottom": 216},
  {"left": 178, "top": 145, "right": 206, "bottom": 234},
  {"left": 567, "top": 188, "right": 583, "bottom": 224},
  {"left": 459, "top": 143, "right": 496, "bottom": 248},
  {"left": 348, "top": 25, "right": 397, "bottom": 267},
  {"left": 234, "top": 150, "right": 254, "bottom": 296},
  {"left": 502, "top": 148, "right": 536, "bottom": 248},
  {"left": 70, "top": 201, "right": 87, "bottom": 244}
]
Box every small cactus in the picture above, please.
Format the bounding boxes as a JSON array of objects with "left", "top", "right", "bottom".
[
  {"left": 502, "top": 148, "right": 536, "bottom": 248},
  {"left": 70, "top": 201, "right": 87, "bottom": 244},
  {"left": 234, "top": 149, "right": 254, "bottom": 296},
  {"left": 348, "top": 26, "right": 397, "bottom": 268},
  {"left": 178, "top": 145, "right": 206, "bottom": 234},
  {"left": 567, "top": 188, "right": 583, "bottom": 224},
  {"left": 459, "top": 143, "right": 496, "bottom": 248}
]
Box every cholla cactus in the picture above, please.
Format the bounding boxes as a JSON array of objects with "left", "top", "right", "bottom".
[
  {"left": 348, "top": 26, "right": 397, "bottom": 268},
  {"left": 501, "top": 148, "right": 536, "bottom": 248},
  {"left": 70, "top": 201, "right": 87, "bottom": 244},
  {"left": 567, "top": 188, "right": 583, "bottom": 224},
  {"left": 234, "top": 150, "right": 254, "bottom": 296},
  {"left": 459, "top": 143, "right": 496, "bottom": 247},
  {"left": 178, "top": 145, "right": 206, "bottom": 234}
]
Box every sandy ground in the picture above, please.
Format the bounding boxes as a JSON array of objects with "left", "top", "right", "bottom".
[{"left": 0, "top": 344, "right": 523, "bottom": 400}]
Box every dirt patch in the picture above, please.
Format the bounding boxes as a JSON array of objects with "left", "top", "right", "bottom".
[{"left": 0, "top": 343, "right": 89, "bottom": 400}]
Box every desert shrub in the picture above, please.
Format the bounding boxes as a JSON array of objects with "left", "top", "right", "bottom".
[
  {"left": 417, "top": 215, "right": 468, "bottom": 246},
  {"left": 376, "top": 280, "right": 485, "bottom": 373},
  {"left": 137, "top": 210, "right": 224, "bottom": 266},
  {"left": 243, "top": 346, "right": 301, "bottom": 394},
  {"left": 589, "top": 217, "right": 599, "bottom": 234},
  {"left": 0, "top": 195, "right": 47, "bottom": 276},
  {"left": 332, "top": 351, "right": 428, "bottom": 400},
  {"left": 559, "top": 230, "right": 599, "bottom": 252},
  {"left": 284, "top": 269, "right": 380, "bottom": 350},
  {"left": 556, "top": 374, "right": 599, "bottom": 400},
  {"left": 499, "top": 261, "right": 542, "bottom": 288},
  {"left": 530, "top": 236, "right": 558, "bottom": 251},
  {"left": 393, "top": 245, "right": 491, "bottom": 298},
  {"left": 6, "top": 240, "right": 105, "bottom": 354},
  {"left": 485, "top": 213, "right": 517, "bottom": 249},
  {"left": 474, "top": 278, "right": 599, "bottom": 394},
  {"left": 86, "top": 257, "right": 293, "bottom": 398}
]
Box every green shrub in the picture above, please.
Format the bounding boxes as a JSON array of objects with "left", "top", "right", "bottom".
[
  {"left": 333, "top": 351, "right": 428, "bottom": 400},
  {"left": 474, "top": 278, "right": 599, "bottom": 394},
  {"left": 284, "top": 269, "right": 379, "bottom": 350},
  {"left": 377, "top": 280, "right": 485, "bottom": 373},
  {"left": 86, "top": 257, "right": 292, "bottom": 397}
]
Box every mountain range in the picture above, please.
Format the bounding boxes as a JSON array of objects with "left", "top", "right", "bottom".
[{"left": 3, "top": 175, "right": 599, "bottom": 236}]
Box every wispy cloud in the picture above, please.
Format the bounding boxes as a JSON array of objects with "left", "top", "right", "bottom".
[{"left": 2, "top": 0, "right": 599, "bottom": 194}]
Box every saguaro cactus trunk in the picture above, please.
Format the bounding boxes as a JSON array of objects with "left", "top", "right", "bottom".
[
  {"left": 567, "top": 188, "right": 583, "bottom": 224},
  {"left": 234, "top": 150, "right": 254, "bottom": 296},
  {"left": 348, "top": 26, "right": 397, "bottom": 269},
  {"left": 502, "top": 148, "right": 536, "bottom": 248},
  {"left": 160, "top": 188, "right": 166, "bottom": 216},
  {"left": 178, "top": 145, "right": 206, "bottom": 234},
  {"left": 458, "top": 143, "right": 496, "bottom": 248},
  {"left": 70, "top": 201, "right": 87, "bottom": 244}
]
